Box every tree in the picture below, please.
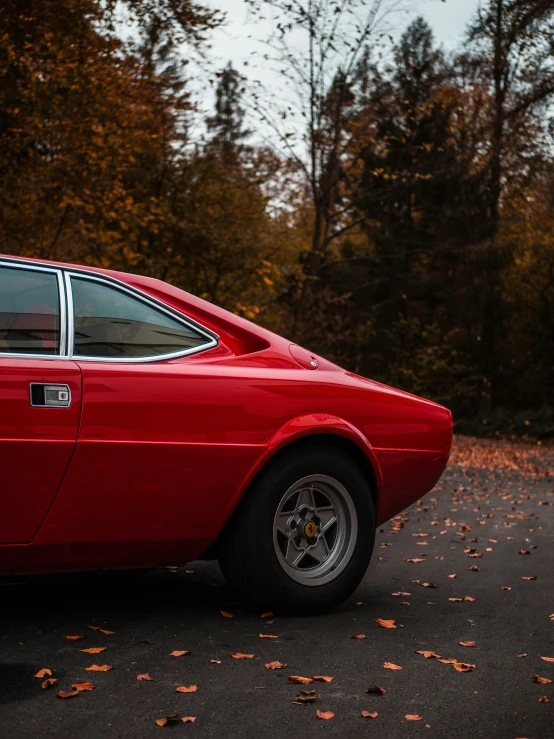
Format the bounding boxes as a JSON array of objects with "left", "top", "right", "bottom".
[{"left": 466, "top": 0, "right": 554, "bottom": 412}]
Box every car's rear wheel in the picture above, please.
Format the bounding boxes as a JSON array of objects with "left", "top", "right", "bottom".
[{"left": 218, "top": 445, "right": 375, "bottom": 614}]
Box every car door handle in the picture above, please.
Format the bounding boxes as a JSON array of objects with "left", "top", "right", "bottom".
[{"left": 30, "top": 383, "right": 72, "bottom": 408}]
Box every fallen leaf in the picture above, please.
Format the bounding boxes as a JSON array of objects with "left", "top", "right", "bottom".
[
  {"left": 81, "top": 647, "right": 107, "bottom": 654},
  {"left": 85, "top": 665, "right": 113, "bottom": 672},
  {"left": 405, "top": 558, "right": 425, "bottom": 563},
  {"left": 259, "top": 634, "right": 278, "bottom": 639},
  {"left": 366, "top": 685, "right": 386, "bottom": 695},
  {"left": 416, "top": 650, "right": 442, "bottom": 659},
  {"left": 539, "top": 696, "right": 549, "bottom": 703},
  {"left": 448, "top": 574, "right": 457, "bottom": 579},
  {"left": 65, "top": 635, "right": 85, "bottom": 641},
  {"left": 312, "top": 676, "right": 333, "bottom": 683},
  {"left": 232, "top": 653, "right": 254, "bottom": 659},
  {"left": 421, "top": 582, "right": 437, "bottom": 588},
  {"left": 362, "top": 710, "right": 379, "bottom": 718},
  {"left": 155, "top": 712, "right": 181, "bottom": 727},
  {"left": 460, "top": 641, "right": 476, "bottom": 648},
  {"left": 534, "top": 675, "right": 553, "bottom": 685},
  {"left": 34, "top": 668, "right": 52, "bottom": 678},
  {"left": 392, "top": 591, "right": 411, "bottom": 596},
  {"left": 260, "top": 612, "right": 274, "bottom": 619},
  {"left": 294, "top": 689, "right": 316, "bottom": 703},
  {"left": 41, "top": 678, "right": 57, "bottom": 689},
  {"left": 351, "top": 634, "right": 366, "bottom": 640},
  {"left": 316, "top": 710, "right": 334, "bottom": 720},
  {"left": 288, "top": 676, "right": 313, "bottom": 685},
  {"left": 540, "top": 657, "right": 554, "bottom": 663},
  {"left": 221, "top": 610, "right": 234, "bottom": 618},
  {"left": 137, "top": 674, "right": 152, "bottom": 681},
  {"left": 170, "top": 650, "right": 189, "bottom": 657},
  {"left": 521, "top": 576, "right": 537, "bottom": 580},
  {"left": 57, "top": 690, "right": 79, "bottom": 699},
  {"left": 99, "top": 629, "right": 115, "bottom": 635},
  {"left": 453, "top": 661, "right": 475, "bottom": 672},
  {"left": 181, "top": 717, "right": 196, "bottom": 723},
  {"left": 405, "top": 714, "right": 422, "bottom": 721},
  {"left": 210, "top": 659, "right": 221, "bottom": 664},
  {"left": 468, "top": 566, "right": 480, "bottom": 571},
  {"left": 86, "top": 626, "right": 114, "bottom": 633},
  {"left": 376, "top": 619, "right": 396, "bottom": 629},
  {"left": 176, "top": 685, "right": 197, "bottom": 693},
  {"left": 265, "top": 661, "right": 287, "bottom": 669},
  {"left": 501, "top": 587, "right": 511, "bottom": 591},
  {"left": 384, "top": 662, "right": 402, "bottom": 670},
  {"left": 72, "top": 682, "right": 95, "bottom": 691}
]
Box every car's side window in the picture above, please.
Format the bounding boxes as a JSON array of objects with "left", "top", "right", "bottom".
[
  {"left": 0, "top": 266, "right": 61, "bottom": 355},
  {"left": 70, "top": 276, "right": 211, "bottom": 359}
]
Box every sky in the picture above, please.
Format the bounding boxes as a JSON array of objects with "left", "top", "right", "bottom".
[{"left": 193, "top": 0, "right": 482, "bottom": 141}]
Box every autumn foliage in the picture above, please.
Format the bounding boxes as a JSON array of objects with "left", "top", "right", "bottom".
[{"left": 1, "top": 1, "right": 553, "bottom": 432}]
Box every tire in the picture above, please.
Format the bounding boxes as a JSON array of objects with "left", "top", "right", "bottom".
[{"left": 218, "top": 445, "right": 376, "bottom": 614}]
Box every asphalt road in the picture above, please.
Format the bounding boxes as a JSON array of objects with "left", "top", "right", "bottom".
[{"left": 1, "top": 448, "right": 553, "bottom": 738}]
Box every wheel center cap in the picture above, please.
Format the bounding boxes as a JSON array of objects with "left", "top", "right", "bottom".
[{"left": 303, "top": 520, "right": 318, "bottom": 538}]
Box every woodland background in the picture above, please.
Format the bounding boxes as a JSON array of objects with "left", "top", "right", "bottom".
[{"left": 1, "top": 0, "right": 553, "bottom": 437}]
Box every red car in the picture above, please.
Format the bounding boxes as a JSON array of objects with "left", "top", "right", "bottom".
[{"left": 0, "top": 255, "right": 452, "bottom": 612}]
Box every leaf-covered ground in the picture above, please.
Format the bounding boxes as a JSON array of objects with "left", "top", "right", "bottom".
[{"left": 0, "top": 436, "right": 552, "bottom": 738}]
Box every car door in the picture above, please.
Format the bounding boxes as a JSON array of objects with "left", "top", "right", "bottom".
[
  {"left": 34, "top": 271, "right": 262, "bottom": 563},
  {"left": 0, "top": 261, "right": 82, "bottom": 543}
]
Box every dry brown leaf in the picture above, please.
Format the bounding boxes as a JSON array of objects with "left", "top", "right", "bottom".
[
  {"left": 384, "top": 662, "right": 402, "bottom": 670},
  {"left": 41, "top": 678, "right": 57, "bottom": 689},
  {"left": 416, "top": 650, "right": 442, "bottom": 659},
  {"left": 181, "top": 717, "right": 196, "bottom": 723},
  {"left": 453, "top": 661, "right": 475, "bottom": 672},
  {"left": 137, "top": 674, "right": 152, "bottom": 681},
  {"left": 294, "top": 689, "right": 316, "bottom": 704},
  {"left": 316, "top": 710, "right": 334, "bottom": 720},
  {"left": 420, "top": 582, "right": 437, "bottom": 588},
  {"left": 259, "top": 634, "right": 278, "bottom": 639},
  {"left": 405, "top": 714, "right": 422, "bottom": 721},
  {"left": 534, "top": 675, "right": 553, "bottom": 685},
  {"left": 313, "top": 676, "right": 333, "bottom": 683},
  {"left": 221, "top": 610, "right": 234, "bottom": 618},
  {"left": 540, "top": 657, "right": 554, "bottom": 663},
  {"left": 366, "top": 685, "right": 386, "bottom": 695},
  {"left": 34, "top": 668, "right": 52, "bottom": 678},
  {"left": 232, "top": 653, "right": 254, "bottom": 659},
  {"left": 392, "top": 591, "right": 411, "bottom": 596},
  {"left": 288, "top": 676, "right": 314, "bottom": 685},
  {"left": 460, "top": 641, "right": 476, "bottom": 648},
  {"left": 99, "top": 629, "right": 115, "bottom": 635},
  {"left": 85, "top": 664, "right": 113, "bottom": 672},
  {"left": 87, "top": 625, "right": 102, "bottom": 631},
  {"left": 351, "top": 634, "right": 366, "bottom": 640},
  {"left": 376, "top": 619, "right": 396, "bottom": 629},
  {"left": 65, "top": 635, "right": 85, "bottom": 641},
  {"left": 448, "top": 574, "right": 457, "bottom": 579},
  {"left": 81, "top": 647, "right": 107, "bottom": 654},
  {"left": 550, "top": 614, "right": 554, "bottom": 621},
  {"left": 521, "top": 576, "right": 537, "bottom": 580},
  {"left": 362, "top": 710, "right": 378, "bottom": 718},
  {"left": 176, "top": 685, "right": 197, "bottom": 693},
  {"left": 72, "top": 682, "right": 95, "bottom": 692},
  {"left": 265, "top": 661, "right": 287, "bottom": 669},
  {"left": 501, "top": 586, "right": 512, "bottom": 591},
  {"left": 155, "top": 713, "right": 180, "bottom": 727},
  {"left": 57, "top": 689, "right": 79, "bottom": 699},
  {"left": 210, "top": 659, "right": 221, "bottom": 664},
  {"left": 260, "top": 612, "right": 274, "bottom": 619},
  {"left": 170, "top": 650, "right": 190, "bottom": 657},
  {"left": 539, "top": 696, "right": 549, "bottom": 703},
  {"left": 405, "top": 558, "right": 425, "bottom": 563}
]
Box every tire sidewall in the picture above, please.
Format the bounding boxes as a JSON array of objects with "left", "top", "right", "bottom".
[{"left": 226, "top": 446, "right": 375, "bottom": 612}]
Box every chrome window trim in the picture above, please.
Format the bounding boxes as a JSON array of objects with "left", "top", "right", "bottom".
[
  {"left": 66, "top": 271, "right": 218, "bottom": 363},
  {"left": 0, "top": 260, "right": 66, "bottom": 360},
  {"left": 63, "top": 271, "right": 75, "bottom": 358}
]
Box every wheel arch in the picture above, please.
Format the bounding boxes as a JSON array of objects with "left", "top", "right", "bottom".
[{"left": 201, "top": 419, "right": 382, "bottom": 559}]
